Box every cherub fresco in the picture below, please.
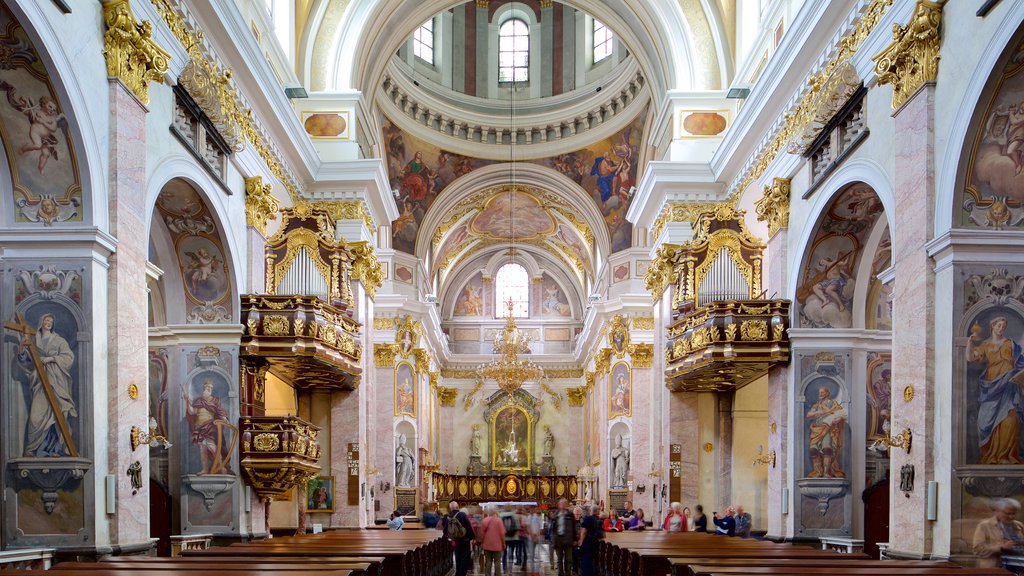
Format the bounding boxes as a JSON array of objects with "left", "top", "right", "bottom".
[
  {"left": 0, "top": 80, "right": 67, "bottom": 174},
  {"left": 182, "top": 244, "right": 226, "bottom": 302}
]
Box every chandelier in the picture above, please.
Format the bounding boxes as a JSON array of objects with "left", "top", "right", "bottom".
[{"left": 480, "top": 298, "right": 545, "bottom": 395}]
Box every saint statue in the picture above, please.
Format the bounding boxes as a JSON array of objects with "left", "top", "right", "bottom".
[
  {"left": 470, "top": 424, "right": 482, "bottom": 458},
  {"left": 611, "top": 434, "right": 630, "bottom": 488},
  {"left": 542, "top": 425, "right": 554, "bottom": 457},
  {"left": 395, "top": 433, "right": 415, "bottom": 487}
]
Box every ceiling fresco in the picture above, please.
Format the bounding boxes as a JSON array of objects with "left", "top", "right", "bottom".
[{"left": 382, "top": 109, "right": 646, "bottom": 255}]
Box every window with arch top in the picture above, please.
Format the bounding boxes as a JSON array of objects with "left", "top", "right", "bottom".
[
  {"left": 498, "top": 19, "right": 529, "bottom": 83},
  {"left": 495, "top": 263, "right": 529, "bottom": 318}
]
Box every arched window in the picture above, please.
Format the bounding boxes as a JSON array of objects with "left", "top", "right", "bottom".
[
  {"left": 593, "top": 19, "right": 613, "bottom": 63},
  {"left": 495, "top": 263, "right": 529, "bottom": 318},
  {"left": 498, "top": 19, "right": 529, "bottom": 82},
  {"left": 414, "top": 19, "right": 434, "bottom": 65}
]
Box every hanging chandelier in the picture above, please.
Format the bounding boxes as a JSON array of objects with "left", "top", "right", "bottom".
[{"left": 476, "top": 77, "right": 544, "bottom": 396}]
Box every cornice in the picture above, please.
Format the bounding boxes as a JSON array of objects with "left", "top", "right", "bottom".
[
  {"left": 627, "top": 161, "right": 724, "bottom": 229},
  {"left": 305, "top": 159, "right": 400, "bottom": 223},
  {"left": 0, "top": 228, "right": 119, "bottom": 256},
  {"left": 926, "top": 229, "right": 1024, "bottom": 273}
]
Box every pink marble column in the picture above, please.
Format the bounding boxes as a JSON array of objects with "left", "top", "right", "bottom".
[
  {"left": 889, "top": 85, "right": 936, "bottom": 558},
  {"left": 670, "top": 391, "right": 700, "bottom": 509},
  {"left": 331, "top": 390, "right": 361, "bottom": 527},
  {"left": 766, "top": 229, "right": 790, "bottom": 540},
  {"left": 630, "top": 366, "right": 653, "bottom": 515},
  {"left": 375, "top": 366, "right": 397, "bottom": 522},
  {"left": 717, "top": 392, "right": 734, "bottom": 510},
  {"left": 105, "top": 80, "right": 151, "bottom": 547}
]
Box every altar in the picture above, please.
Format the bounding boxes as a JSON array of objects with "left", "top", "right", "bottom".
[{"left": 432, "top": 472, "right": 578, "bottom": 506}]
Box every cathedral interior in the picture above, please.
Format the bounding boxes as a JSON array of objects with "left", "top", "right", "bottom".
[{"left": 3, "top": 0, "right": 1024, "bottom": 572}]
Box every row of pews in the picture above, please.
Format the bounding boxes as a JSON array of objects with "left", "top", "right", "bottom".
[
  {"left": 0, "top": 530, "right": 448, "bottom": 576},
  {"left": 600, "top": 532, "right": 1013, "bottom": 576}
]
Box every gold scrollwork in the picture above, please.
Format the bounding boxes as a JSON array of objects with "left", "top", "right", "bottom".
[
  {"left": 436, "top": 386, "right": 458, "bottom": 407},
  {"left": 244, "top": 176, "right": 279, "bottom": 235},
  {"left": 724, "top": 323, "right": 738, "bottom": 342},
  {"left": 755, "top": 178, "right": 792, "bottom": 238},
  {"left": 263, "top": 316, "right": 290, "bottom": 336},
  {"left": 629, "top": 344, "right": 654, "bottom": 368},
  {"left": 740, "top": 320, "right": 768, "bottom": 341},
  {"left": 566, "top": 387, "right": 586, "bottom": 406},
  {"left": 253, "top": 433, "right": 280, "bottom": 452},
  {"left": 374, "top": 343, "right": 398, "bottom": 367},
  {"left": 872, "top": 0, "right": 944, "bottom": 111},
  {"left": 101, "top": 0, "right": 170, "bottom": 106}
]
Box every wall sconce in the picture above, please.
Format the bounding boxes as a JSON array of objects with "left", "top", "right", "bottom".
[
  {"left": 752, "top": 445, "right": 776, "bottom": 468},
  {"left": 636, "top": 483, "right": 646, "bottom": 494},
  {"left": 871, "top": 427, "right": 912, "bottom": 454},
  {"left": 379, "top": 481, "right": 391, "bottom": 493},
  {"left": 130, "top": 417, "right": 172, "bottom": 451}
]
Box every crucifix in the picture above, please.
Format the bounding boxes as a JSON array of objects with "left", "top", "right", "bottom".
[{"left": 4, "top": 312, "right": 79, "bottom": 457}]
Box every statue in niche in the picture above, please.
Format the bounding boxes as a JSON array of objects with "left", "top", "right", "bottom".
[
  {"left": 542, "top": 426, "right": 554, "bottom": 457},
  {"left": 611, "top": 434, "right": 630, "bottom": 488},
  {"left": 395, "top": 433, "right": 415, "bottom": 487},
  {"left": 470, "top": 424, "right": 482, "bottom": 458}
]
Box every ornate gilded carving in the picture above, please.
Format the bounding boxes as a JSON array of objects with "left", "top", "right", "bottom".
[
  {"left": 873, "top": 0, "right": 944, "bottom": 111},
  {"left": 441, "top": 369, "right": 478, "bottom": 379},
  {"left": 244, "top": 176, "right": 279, "bottom": 235},
  {"left": 436, "top": 386, "right": 458, "bottom": 407},
  {"left": 374, "top": 343, "right": 398, "bottom": 367},
  {"left": 652, "top": 202, "right": 725, "bottom": 240},
  {"left": 263, "top": 315, "right": 290, "bottom": 336},
  {"left": 584, "top": 371, "right": 596, "bottom": 390},
  {"left": 566, "top": 387, "right": 586, "bottom": 406},
  {"left": 645, "top": 243, "right": 682, "bottom": 301},
  {"left": 786, "top": 61, "right": 862, "bottom": 154},
  {"left": 724, "top": 323, "right": 738, "bottom": 342},
  {"left": 414, "top": 348, "right": 431, "bottom": 373},
  {"left": 101, "top": 0, "right": 170, "bottom": 106},
  {"left": 729, "top": 0, "right": 896, "bottom": 199},
  {"left": 755, "top": 178, "right": 792, "bottom": 238},
  {"left": 545, "top": 369, "right": 585, "bottom": 379},
  {"left": 628, "top": 343, "right": 653, "bottom": 368},
  {"left": 348, "top": 241, "right": 384, "bottom": 299},
  {"left": 253, "top": 433, "right": 280, "bottom": 452},
  {"left": 740, "top": 319, "right": 768, "bottom": 341},
  {"left": 374, "top": 317, "right": 396, "bottom": 331},
  {"left": 632, "top": 316, "right": 655, "bottom": 331},
  {"left": 772, "top": 323, "right": 786, "bottom": 341}
]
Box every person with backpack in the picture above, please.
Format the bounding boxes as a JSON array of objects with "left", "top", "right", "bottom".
[
  {"left": 477, "top": 506, "right": 506, "bottom": 576},
  {"left": 577, "top": 504, "right": 604, "bottom": 576},
  {"left": 551, "top": 498, "right": 578, "bottom": 576},
  {"left": 444, "top": 501, "right": 475, "bottom": 576},
  {"left": 499, "top": 505, "right": 521, "bottom": 571}
]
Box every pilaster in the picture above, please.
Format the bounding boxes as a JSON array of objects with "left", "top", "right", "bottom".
[{"left": 765, "top": 227, "right": 791, "bottom": 540}]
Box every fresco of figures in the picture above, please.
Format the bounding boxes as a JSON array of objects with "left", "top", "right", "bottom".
[
  {"left": 865, "top": 229, "right": 893, "bottom": 330},
  {"left": 383, "top": 112, "right": 645, "bottom": 254},
  {"left": 536, "top": 275, "right": 572, "bottom": 318},
  {"left": 962, "top": 39, "right": 1024, "bottom": 228},
  {"left": 0, "top": 5, "right": 82, "bottom": 225},
  {"left": 866, "top": 352, "right": 892, "bottom": 441},
  {"left": 453, "top": 273, "right": 488, "bottom": 318},
  {"left": 395, "top": 362, "right": 416, "bottom": 417},
  {"left": 609, "top": 362, "right": 631, "bottom": 419},
  {"left": 796, "top": 183, "right": 885, "bottom": 328}
]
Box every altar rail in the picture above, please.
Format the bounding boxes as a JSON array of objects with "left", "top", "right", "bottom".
[{"left": 433, "top": 473, "right": 577, "bottom": 504}]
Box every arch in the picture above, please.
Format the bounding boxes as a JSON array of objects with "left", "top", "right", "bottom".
[
  {"left": 937, "top": 5, "right": 1024, "bottom": 236},
  {"left": 332, "top": 0, "right": 706, "bottom": 99}
]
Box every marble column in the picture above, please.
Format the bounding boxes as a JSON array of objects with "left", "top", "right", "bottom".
[
  {"left": 765, "top": 228, "right": 791, "bottom": 541},
  {"left": 104, "top": 80, "right": 151, "bottom": 550},
  {"left": 717, "top": 391, "right": 734, "bottom": 511},
  {"left": 630, "top": 366, "right": 653, "bottom": 515},
  {"left": 889, "top": 85, "right": 936, "bottom": 558},
  {"left": 330, "top": 389, "right": 361, "bottom": 527}
]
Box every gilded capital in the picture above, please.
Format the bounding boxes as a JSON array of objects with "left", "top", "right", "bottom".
[
  {"left": 346, "top": 241, "right": 385, "bottom": 299},
  {"left": 101, "top": 0, "right": 170, "bottom": 105},
  {"left": 566, "top": 387, "right": 586, "bottom": 407},
  {"left": 644, "top": 243, "right": 682, "bottom": 301},
  {"left": 244, "top": 176, "right": 280, "bottom": 235},
  {"left": 436, "top": 386, "right": 458, "bottom": 407},
  {"left": 872, "top": 0, "right": 944, "bottom": 111},
  {"left": 374, "top": 343, "right": 398, "bottom": 367},
  {"left": 755, "top": 178, "right": 792, "bottom": 238},
  {"left": 629, "top": 343, "right": 654, "bottom": 368}
]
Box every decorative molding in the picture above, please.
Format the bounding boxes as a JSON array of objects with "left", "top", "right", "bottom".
[
  {"left": 347, "top": 240, "right": 385, "bottom": 299},
  {"left": 436, "top": 386, "right": 458, "bottom": 407},
  {"left": 632, "top": 316, "right": 655, "bottom": 331},
  {"left": 652, "top": 202, "right": 723, "bottom": 240},
  {"left": 630, "top": 343, "right": 654, "bottom": 368},
  {"left": 566, "top": 387, "right": 586, "bottom": 406},
  {"left": 545, "top": 369, "right": 584, "bottom": 379},
  {"left": 373, "top": 317, "right": 396, "bottom": 330},
  {"left": 299, "top": 200, "right": 376, "bottom": 236},
  {"left": 101, "top": 0, "right": 170, "bottom": 106},
  {"left": 244, "top": 176, "right": 279, "bottom": 235},
  {"left": 441, "top": 369, "right": 478, "bottom": 379},
  {"left": 755, "top": 178, "right": 792, "bottom": 238},
  {"left": 644, "top": 243, "right": 682, "bottom": 301},
  {"left": 374, "top": 343, "right": 398, "bottom": 367},
  {"left": 786, "top": 60, "right": 862, "bottom": 155},
  {"left": 728, "top": 0, "right": 896, "bottom": 199},
  {"left": 872, "top": 0, "right": 945, "bottom": 111}
]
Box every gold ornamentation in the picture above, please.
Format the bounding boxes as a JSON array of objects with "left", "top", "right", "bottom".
[
  {"left": 652, "top": 202, "right": 725, "bottom": 240},
  {"left": 724, "top": 323, "right": 738, "bottom": 342},
  {"left": 540, "top": 381, "right": 562, "bottom": 411},
  {"left": 253, "top": 433, "right": 281, "bottom": 452},
  {"left": 632, "top": 317, "right": 655, "bottom": 331},
  {"left": 149, "top": 0, "right": 301, "bottom": 200},
  {"left": 263, "top": 315, "right": 290, "bottom": 336},
  {"left": 545, "top": 369, "right": 584, "bottom": 379},
  {"left": 246, "top": 318, "right": 258, "bottom": 335},
  {"left": 441, "top": 369, "right": 478, "bottom": 379},
  {"left": 772, "top": 323, "right": 786, "bottom": 341},
  {"left": 771, "top": 421, "right": 778, "bottom": 435},
  {"left": 740, "top": 320, "right": 769, "bottom": 341},
  {"left": 127, "top": 382, "right": 138, "bottom": 400},
  {"left": 347, "top": 241, "right": 385, "bottom": 299},
  {"left": 630, "top": 343, "right": 654, "bottom": 368},
  {"left": 319, "top": 324, "right": 337, "bottom": 346},
  {"left": 374, "top": 343, "right": 398, "bottom": 367},
  {"left": 437, "top": 386, "right": 458, "bottom": 407},
  {"left": 101, "top": 0, "right": 170, "bottom": 106},
  {"left": 244, "top": 176, "right": 279, "bottom": 235},
  {"left": 414, "top": 348, "right": 431, "bottom": 373},
  {"left": 585, "top": 371, "right": 596, "bottom": 390},
  {"left": 752, "top": 447, "right": 777, "bottom": 468},
  {"left": 566, "top": 387, "right": 586, "bottom": 406},
  {"left": 374, "top": 317, "right": 396, "bottom": 330},
  {"left": 786, "top": 60, "right": 862, "bottom": 154},
  {"left": 873, "top": 0, "right": 944, "bottom": 111},
  {"left": 703, "top": 442, "right": 713, "bottom": 453},
  {"left": 872, "top": 427, "right": 913, "bottom": 454},
  {"left": 478, "top": 299, "right": 545, "bottom": 396},
  {"left": 729, "top": 0, "right": 896, "bottom": 199},
  {"left": 755, "top": 178, "right": 792, "bottom": 238},
  {"left": 463, "top": 378, "right": 484, "bottom": 410},
  {"left": 903, "top": 385, "right": 914, "bottom": 402},
  {"left": 645, "top": 243, "right": 682, "bottom": 300},
  {"left": 594, "top": 348, "right": 613, "bottom": 375},
  {"left": 293, "top": 318, "right": 305, "bottom": 336}
]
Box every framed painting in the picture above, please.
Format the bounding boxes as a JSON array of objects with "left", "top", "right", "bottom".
[
  {"left": 609, "top": 361, "right": 632, "bottom": 419},
  {"left": 306, "top": 475, "right": 335, "bottom": 513},
  {"left": 394, "top": 361, "right": 416, "bottom": 417},
  {"left": 491, "top": 405, "right": 532, "bottom": 472}
]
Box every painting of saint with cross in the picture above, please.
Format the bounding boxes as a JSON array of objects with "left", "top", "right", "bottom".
[{"left": 6, "top": 310, "right": 78, "bottom": 458}]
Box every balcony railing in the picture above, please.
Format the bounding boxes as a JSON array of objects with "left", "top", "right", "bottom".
[{"left": 239, "top": 415, "right": 321, "bottom": 502}]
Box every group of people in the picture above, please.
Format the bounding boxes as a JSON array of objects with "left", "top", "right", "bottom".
[
  {"left": 660, "top": 502, "right": 753, "bottom": 538},
  {"left": 435, "top": 498, "right": 754, "bottom": 576}
]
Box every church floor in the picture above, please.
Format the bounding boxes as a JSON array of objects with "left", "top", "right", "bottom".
[{"left": 464, "top": 542, "right": 560, "bottom": 576}]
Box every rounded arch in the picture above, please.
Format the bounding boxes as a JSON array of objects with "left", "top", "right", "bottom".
[
  {"left": 937, "top": 7, "right": 1024, "bottom": 236},
  {"left": 0, "top": 1, "right": 107, "bottom": 229},
  {"left": 332, "top": 0, "right": 707, "bottom": 98}
]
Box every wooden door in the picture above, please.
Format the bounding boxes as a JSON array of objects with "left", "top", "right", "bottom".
[
  {"left": 862, "top": 478, "right": 889, "bottom": 559},
  {"left": 150, "top": 479, "right": 172, "bottom": 556}
]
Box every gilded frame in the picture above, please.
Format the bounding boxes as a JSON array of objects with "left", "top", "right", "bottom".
[
  {"left": 394, "top": 361, "right": 417, "bottom": 417},
  {"left": 306, "top": 475, "right": 335, "bottom": 513},
  {"left": 609, "top": 361, "right": 632, "bottom": 419},
  {"left": 490, "top": 405, "right": 533, "bottom": 472}
]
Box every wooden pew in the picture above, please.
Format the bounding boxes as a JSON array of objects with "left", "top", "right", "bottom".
[{"left": 686, "top": 566, "right": 1010, "bottom": 576}]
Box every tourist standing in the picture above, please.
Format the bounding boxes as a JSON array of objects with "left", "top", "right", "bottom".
[
  {"left": 478, "top": 506, "right": 506, "bottom": 576},
  {"left": 577, "top": 505, "right": 604, "bottom": 576}
]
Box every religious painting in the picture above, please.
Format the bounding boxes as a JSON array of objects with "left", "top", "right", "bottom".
[
  {"left": 394, "top": 362, "right": 416, "bottom": 417},
  {"left": 0, "top": 4, "right": 82, "bottom": 225},
  {"left": 609, "top": 316, "right": 630, "bottom": 357},
  {"left": 301, "top": 110, "right": 350, "bottom": 139},
  {"left": 469, "top": 191, "right": 555, "bottom": 240},
  {"left": 149, "top": 349, "right": 170, "bottom": 440},
  {"left": 453, "top": 273, "right": 485, "bottom": 317},
  {"left": 802, "top": 375, "right": 848, "bottom": 479},
  {"left": 609, "top": 362, "right": 632, "bottom": 419},
  {"left": 176, "top": 235, "right": 229, "bottom": 304},
  {"left": 796, "top": 183, "right": 885, "bottom": 328},
  {"left": 394, "top": 264, "right": 414, "bottom": 284},
  {"left": 181, "top": 368, "right": 236, "bottom": 476},
  {"left": 538, "top": 275, "right": 571, "bottom": 318},
  {"left": 552, "top": 223, "right": 593, "bottom": 273},
  {"left": 306, "top": 475, "right": 335, "bottom": 513},
  {"left": 865, "top": 229, "right": 893, "bottom": 330},
  {"left": 395, "top": 316, "right": 418, "bottom": 357},
  {"left": 961, "top": 37, "right": 1024, "bottom": 228},
  {"left": 433, "top": 223, "right": 473, "bottom": 276},
  {"left": 866, "top": 352, "right": 891, "bottom": 441},
  {"left": 491, "top": 405, "right": 531, "bottom": 471}
]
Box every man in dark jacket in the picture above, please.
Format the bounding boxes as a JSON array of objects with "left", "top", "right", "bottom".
[
  {"left": 444, "top": 501, "right": 476, "bottom": 576},
  {"left": 713, "top": 507, "right": 736, "bottom": 537},
  {"left": 552, "top": 498, "right": 578, "bottom": 576},
  {"left": 577, "top": 505, "right": 604, "bottom": 576}
]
